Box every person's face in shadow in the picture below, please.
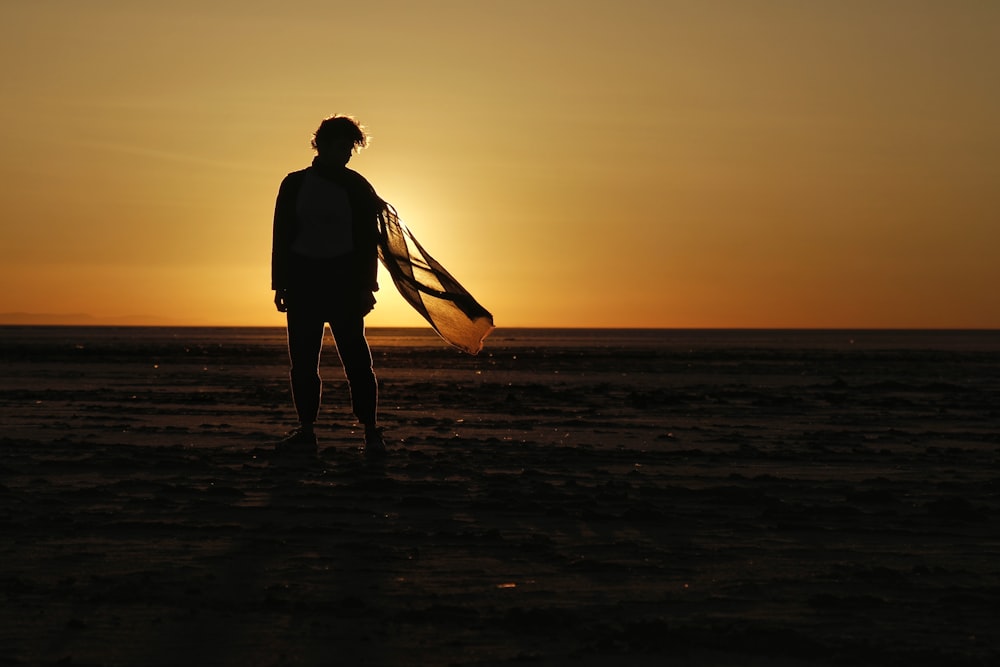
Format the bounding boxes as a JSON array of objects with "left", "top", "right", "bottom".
[{"left": 318, "top": 137, "right": 354, "bottom": 167}]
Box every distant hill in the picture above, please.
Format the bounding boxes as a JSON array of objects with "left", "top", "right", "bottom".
[{"left": 0, "top": 312, "right": 174, "bottom": 326}]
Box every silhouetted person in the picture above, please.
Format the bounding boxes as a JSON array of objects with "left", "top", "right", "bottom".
[{"left": 271, "top": 115, "right": 385, "bottom": 457}]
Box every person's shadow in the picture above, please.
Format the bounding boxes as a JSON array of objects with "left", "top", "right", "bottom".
[{"left": 145, "top": 444, "right": 395, "bottom": 664}]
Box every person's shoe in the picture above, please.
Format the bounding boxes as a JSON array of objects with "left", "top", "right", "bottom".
[
  {"left": 363, "top": 426, "right": 387, "bottom": 459},
  {"left": 275, "top": 427, "right": 318, "bottom": 454}
]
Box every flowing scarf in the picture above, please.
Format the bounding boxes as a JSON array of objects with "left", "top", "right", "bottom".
[{"left": 377, "top": 203, "right": 495, "bottom": 354}]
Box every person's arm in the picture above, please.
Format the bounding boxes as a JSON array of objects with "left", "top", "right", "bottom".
[{"left": 271, "top": 172, "right": 302, "bottom": 307}]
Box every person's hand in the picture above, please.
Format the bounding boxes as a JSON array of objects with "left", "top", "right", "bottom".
[
  {"left": 360, "top": 291, "right": 376, "bottom": 316},
  {"left": 274, "top": 290, "right": 288, "bottom": 313}
]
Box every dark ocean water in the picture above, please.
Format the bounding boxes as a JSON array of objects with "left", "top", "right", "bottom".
[{"left": 3, "top": 325, "right": 1000, "bottom": 351}]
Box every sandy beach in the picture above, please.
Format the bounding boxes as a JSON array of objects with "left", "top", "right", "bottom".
[{"left": 1, "top": 326, "right": 998, "bottom": 666}]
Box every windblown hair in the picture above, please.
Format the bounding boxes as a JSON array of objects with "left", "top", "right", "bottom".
[{"left": 311, "top": 115, "right": 369, "bottom": 153}]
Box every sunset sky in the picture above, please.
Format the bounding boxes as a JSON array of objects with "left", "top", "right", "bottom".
[{"left": 1, "top": 1, "right": 998, "bottom": 328}]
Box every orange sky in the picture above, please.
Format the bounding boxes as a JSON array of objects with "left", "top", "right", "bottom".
[{"left": 1, "top": 1, "right": 998, "bottom": 328}]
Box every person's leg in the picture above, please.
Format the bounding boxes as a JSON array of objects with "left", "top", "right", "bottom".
[
  {"left": 327, "top": 313, "right": 378, "bottom": 430},
  {"left": 286, "top": 308, "right": 327, "bottom": 433}
]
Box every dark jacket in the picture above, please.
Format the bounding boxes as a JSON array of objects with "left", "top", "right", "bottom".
[{"left": 271, "top": 162, "right": 381, "bottom": 294}]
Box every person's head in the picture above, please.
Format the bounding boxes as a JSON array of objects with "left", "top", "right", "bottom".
[{"left": 311, "top": 115, "right": 368, "bottom": 166}]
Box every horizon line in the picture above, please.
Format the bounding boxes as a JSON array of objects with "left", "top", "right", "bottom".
[{"left": 1, "top": 322, "right": 998, "bottom": 333}]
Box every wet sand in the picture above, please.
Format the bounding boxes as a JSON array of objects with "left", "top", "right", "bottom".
[{"left": 2, "top": 327, "right": 999, "bottom": 666}]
